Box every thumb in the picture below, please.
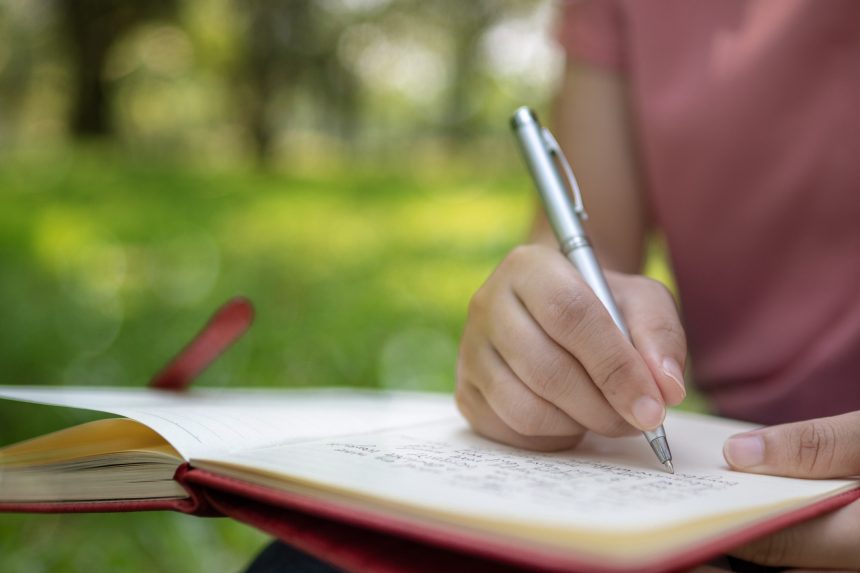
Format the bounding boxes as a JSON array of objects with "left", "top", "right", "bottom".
[
  {"left": 723, "top": 411, "right": 860, "bottom": 478},
  {"left": 611, "top": 274, "right": 687, "bottom": 406}
]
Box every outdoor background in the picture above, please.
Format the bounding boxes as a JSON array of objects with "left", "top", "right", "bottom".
[{"left": 0, "top": 1, "right": 687, "bottom": 571}]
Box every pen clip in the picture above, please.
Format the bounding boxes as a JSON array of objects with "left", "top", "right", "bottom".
[{"left": 542, "top": 128, "right": 588, "bottom": 221}]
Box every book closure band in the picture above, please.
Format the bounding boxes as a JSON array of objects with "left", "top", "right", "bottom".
[{"left": 150, "top": 297, "right": 255, "bottom": 391}]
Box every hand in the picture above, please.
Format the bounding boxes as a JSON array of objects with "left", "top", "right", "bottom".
[
  {"left": 722, "top": 411, "right": 860, "bottom": 569},
  {"left": 455, "top": 244, "right": 687, "bottom": 451}
]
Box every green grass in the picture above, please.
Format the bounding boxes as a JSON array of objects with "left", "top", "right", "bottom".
[{"left": 0, "top": 149, "right": 700, "bottom": 571}]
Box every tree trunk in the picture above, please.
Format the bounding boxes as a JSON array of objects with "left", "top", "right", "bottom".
[
  {"left": 59, "top": 0, "right": 177, "bottom": 138},
  {"left": 61, "top": 1, "right": 116, "bottom": 137}
]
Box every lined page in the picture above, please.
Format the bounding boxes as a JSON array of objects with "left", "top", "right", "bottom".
[
  {"left": 197, "top": 410, "right": 858, "bottom": 532},
  {"left": 0, "top": 386, "right": 456, "bottom": 459}
]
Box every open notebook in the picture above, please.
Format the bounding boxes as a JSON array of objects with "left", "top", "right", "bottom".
[{"left": 1, "top": 385, "right": 858, "bottom": 573}]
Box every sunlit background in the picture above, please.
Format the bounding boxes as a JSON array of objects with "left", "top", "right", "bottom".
[{"left": 0, "top": 1, "right": 679, "bottom": 571}]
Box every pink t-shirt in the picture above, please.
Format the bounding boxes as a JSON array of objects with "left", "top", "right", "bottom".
[{"left": 560, "top": 0, "right": 860, "bottom": 424}]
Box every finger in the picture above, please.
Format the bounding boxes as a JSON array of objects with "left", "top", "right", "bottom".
[
  {"left": 458, "top": 325, "right": 585, "bottom": 437},
  {"left": 508, "top": 246, "right": 666, "bottom": 432},
  {"left": 730, "top": 500, "right": 860, "bottom": 569},
  {"left": 487, "top": 288, "right": 635, "bottom": 437},
  {"left": 455, "top": 378, "right": 584, "bottom": 452},
  {"left": 609, "top": 273, "right": 687, "bottom": 406},
  {"left": 723, "top": 411, "right": 860, "bottom": 478}
]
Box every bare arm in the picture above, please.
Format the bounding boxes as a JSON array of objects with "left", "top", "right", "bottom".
[{"left": 530, "top": 63, "right": 650, "bottom": 274}]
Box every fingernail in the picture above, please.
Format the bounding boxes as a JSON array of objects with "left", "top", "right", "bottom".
[
  {"left": 662, "top": 357, "right": 686, "bottom": 397},
  {"left": 724, "top": 434, "right": 765, "bottom": 468},
  {"left": 632, "top": 396, "right": 665, "bottom": 430}
]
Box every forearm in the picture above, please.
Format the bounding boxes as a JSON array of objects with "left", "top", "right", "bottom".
[{"left": 527, "top": 63, "right": 650, "bottom": 274}]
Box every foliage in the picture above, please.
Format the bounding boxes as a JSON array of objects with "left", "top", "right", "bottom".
[{"left": 0, "top": 0, "right": 563, "bottom": 164}]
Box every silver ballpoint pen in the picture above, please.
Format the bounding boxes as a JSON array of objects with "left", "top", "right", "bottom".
[{"left": 510, "top": 107, "right": 673, "bottom": 474}]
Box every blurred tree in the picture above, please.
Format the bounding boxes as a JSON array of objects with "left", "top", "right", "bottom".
[
  {"left": 435, "top": 0, "right": 498, "bottom": 140},
  {"left": 0, "top": 6, "right": 34, "bottom": 148},
  {"left": 373, "top": 0, "right": 530, "bottom": 143},
  {"left": 239, "top": 0, "right": 360, "bottom": 166},
  {"left": 58, "top": 0, "right": 177, "bottom": 137},
  {"left": 432, "top": 0, "right": 530, "bottom": 141}
]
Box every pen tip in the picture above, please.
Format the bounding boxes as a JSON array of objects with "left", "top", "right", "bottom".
[{"left": 664, "top": 460, "right": 674, "bottom": 474}]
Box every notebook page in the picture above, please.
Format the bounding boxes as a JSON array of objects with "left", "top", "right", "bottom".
[
  {"left": 197, "top": 410, "right": 858, "bottom": 533},
  {"left": 0, "top": 386, "right": 457, "bottom": 459}
]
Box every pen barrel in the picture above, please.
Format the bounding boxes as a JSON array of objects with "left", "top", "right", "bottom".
[{"left": 510, "top": 108, "right": 587, "bottom": 245}]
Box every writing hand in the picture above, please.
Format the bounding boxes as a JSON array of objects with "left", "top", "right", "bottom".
[
  {"left": 455, "top": 244, "right": 687, "bottom": 451},
  {"left": 723, "top": 411, "right": 860, "bottom": 569}
]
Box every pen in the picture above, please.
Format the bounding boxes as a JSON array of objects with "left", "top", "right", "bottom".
[{"left": 509, "top": 106, "right": 674, "bottom": 474}]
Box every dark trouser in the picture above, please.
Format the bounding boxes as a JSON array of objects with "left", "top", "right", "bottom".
[
  {"left": 243, "top": 541, "right": 345, "bottom": 573},
  {"left": 243, "top": 540, "right": 787, "bottom": 573}
]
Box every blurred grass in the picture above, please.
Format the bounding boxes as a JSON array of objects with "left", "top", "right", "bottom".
[{"left": 0, "top": 149, "right": 700, "bottom": 572}]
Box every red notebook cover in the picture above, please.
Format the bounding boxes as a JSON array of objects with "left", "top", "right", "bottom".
[
  {"left": 182, "top": 467, "right": 860, "bottom": 573},
  {"left": 3, "top": 461, "right": 858, "bottom": 573}
]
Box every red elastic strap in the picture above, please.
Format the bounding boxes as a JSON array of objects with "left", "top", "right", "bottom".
[{"left": 150, "top": 297, "right": 254, "bottom": 391}]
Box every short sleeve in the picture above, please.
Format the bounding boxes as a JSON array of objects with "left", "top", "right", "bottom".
[{"left": 558, "top": 0, "right": 627, "bottom": 70}]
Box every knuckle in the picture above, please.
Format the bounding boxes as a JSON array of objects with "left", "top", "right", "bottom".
[
  {"left": 637, "top": 276, "right": 675, "bottom": 305},
  {"left": 467, "top": 289, "right": 487, "bottom": 319},
  {"left": 508, "top": 244, "right": 539, "bottom": 264},
  {"left": 663, "top": 318, "right": 686, "bottom": 347},
  {"left": 546, "top": 284, "right": 592, "bottom": 336},
  {"left": 593, "top": 352, "right": 637, "bottom": 398},
  {"left": 525, "top": 353, "right": 568, "bottom": 399},
  {"left": 502, "top": 245, "right": 535, "bottom": 274},
  {"left": 645, "top": 276, "right": 673, "bottom": 299},
  {"left": 790, "top": 420, "right": 837, "bottom": 474},
  {"left": 643, "top": 315, "right": 687, "bottom": 353},
  {"left": 619, "top": 274, "right": 660, "bottom": 302},
  {"left": 627, "top": 273, "right": 656, "bottom": 292},
  {"left": 633, "top": 280, "right": 686, "bottom": 341}
]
